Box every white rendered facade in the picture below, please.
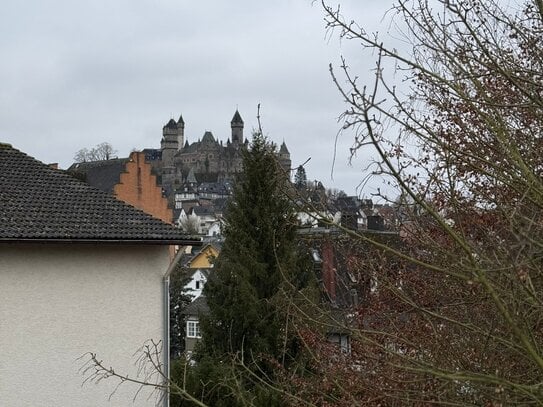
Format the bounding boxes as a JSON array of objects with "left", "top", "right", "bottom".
[
  {"left": 0, "top": 243, "right": 169, "bottom": 407},
  {"left": 183, "top": 269, "right": 208, "bottom": 300}
]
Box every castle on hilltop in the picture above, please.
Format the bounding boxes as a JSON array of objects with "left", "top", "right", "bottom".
[{"left": 144, "top": 110, "right": 291, "bottom": 197}]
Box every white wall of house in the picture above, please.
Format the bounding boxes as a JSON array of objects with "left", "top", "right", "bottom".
[
  {"left": 297, "top": 211, "right": 318, "bottom": 227},
  {"left": 0, "top": 243, "right": 169, "bottom": 407},
  {"left": 183, "top": 269, "right": 208, "bottom": 300},
  {"left": 297, "top": 211, "right": 335, "bottom": 227},
  {"left": 206, "top": 221, "right": 221, "bottom": 237},
  {"left": 189, "top": 212, "right": 217, "bottom": 235}
]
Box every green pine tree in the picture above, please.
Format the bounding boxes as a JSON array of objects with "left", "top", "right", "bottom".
[
  {"left": 186, "top": 132, "right": 311, "bottom": 406},
  {"left": 294, "top": 165, "right": 307, "bottom": 190}
]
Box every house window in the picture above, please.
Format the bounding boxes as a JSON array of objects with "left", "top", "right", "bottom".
[
  {"left": 327, "top": 332, "right": 351, "bottom": 354},
  {"left": 187, "top": 321, "right": 201, "bottom": 338},
  {"left": 195, "top": 281, "right": 200, "bottom": 290}
]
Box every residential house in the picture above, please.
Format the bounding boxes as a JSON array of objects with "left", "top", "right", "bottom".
[
  {"left": 206, "top": 220, "right": 222, "bottom": 237},
  {"left": 184, "top": 269, "right": 211, "bottom": 300},
  {"left": 334, "top": 196, "right": 362, "bottom": 230},
  {"left": 181, "top": 296, "right": 209, "bottom": 356},
  {"left": 169, "top": 241, "right": 221, "bottom": 358},
  {"left": 174, "top": 167, "right": 198, "bottom": 207},
  {"left": 299, "top": 226, "right": 399, "bottom": 353},
  {"left": 68, "top": 150, "right": 173, "bottom": 223},
  {"left": 197, "top": 180, "right": 232, "bottom": 199},
  {"left": 180, "top": 243, "right": 220, "bottom": 300},
  {"left": 171, "top": 242, "right": 222, "bottom": 357},
  {"left": 296, "top": 200, "right": 337, "bottom": 228},
  {"left": 175, "top": 199, "right": 226, "bottom": 236},
  {"left": 185, "top": 243, "right": 220, "bottom": 269},
  {"left": 191, "top": 206, "right": 219, "bottom": 234},
  {"left": 0, "top": 143, "right": 200, "bottom": 407}
]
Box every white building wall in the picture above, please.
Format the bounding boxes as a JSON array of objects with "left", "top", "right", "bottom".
[
  {"left": 207, "top": 222, "right": 221, "bottom": 237},
  {"left": 183, "top": 269, "right": 208, "bottom": 300},
  {"left": 0, "top": 243, "right": 169, "bottom": 407}
]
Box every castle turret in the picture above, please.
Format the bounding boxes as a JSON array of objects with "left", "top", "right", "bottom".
[
  {"left": 231, "top": 110, "right": 244, "bottom": 146},
  {"left": 177, "top": 114, "right": 185, "bottom": 150},
  {"left": 161, "top": 119, "right": 179, "bottom": 156},
  {"left": 278, "top": 141, "right": 291, "bottom": 171},
  {"left": 161, "top": 118, "right": 180, "bottom": 194}
]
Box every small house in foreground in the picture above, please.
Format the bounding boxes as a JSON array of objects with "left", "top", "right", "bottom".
[{"left": 0, "top": 143, "right": 200, "bottom": 407}]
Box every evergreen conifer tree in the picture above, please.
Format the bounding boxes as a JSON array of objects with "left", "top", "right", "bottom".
[
  {"left": 187, "top": 132, "right": 309, "bottom": 406},
  {"left": 294, "top": 165, "right": 307, "bottom": 190}
]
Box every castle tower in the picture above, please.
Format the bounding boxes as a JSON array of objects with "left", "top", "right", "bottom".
[
  {"left": 161, "top": 118, "right": 179, "bottom": 194},
  {"left": 177, "top": 114, "right": 185, "bottom": 150},
  {"left": 278, "top": 141, "right": 291, "bottom": 172},
  {"left": 231, "top": 110, "right": 244, "bottom": 146},
  {"left": 161, "top": 119, "right": 179, "bottom": 165}
]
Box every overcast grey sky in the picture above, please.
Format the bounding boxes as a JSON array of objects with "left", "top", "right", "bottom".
[{"left": 0, "top": 0, "right": 394, "bottom": 197}]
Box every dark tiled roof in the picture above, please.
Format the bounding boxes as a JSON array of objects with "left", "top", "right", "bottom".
[
  {"left": 177, "top": 182, "right": 198, "bottom": 194},
  {"left": 212, "top": 197, "right": 228, "bottom": 213},
  {"left": 201, "top": 235, "right": 224, "bottom": 248},
  {"left": 335, "top": 196, "right": 359, "bottom": 212},
  {"left": 191, "top": 206, "right": 214, "bottom": 216},
  {"left": 182, "top": 295, "right": 210, "bottom": 316},
  {"left": 164, "top": 119, "right": 177, "bottom": 129},
  {"left": 181, "top": 201, "right": 199, "bottom": 213},
  {"left": 177, "top": 114, "right": 184, "bottom": 125},
  {"left": 0, "top": 143, "right": 200, "bottom": 244},
  {"left": 181, "top": 141, "right": 200, "bottom": 154},
  {"left": 231, "top": 110, "right": 243, "bottom": 124},
  {"left": 197, "top": 182, "right": 229, "bottom": 195},
  {"left": 279, "top": 141, "right": 289, "bottom": 154},
  {"left": 201, "top": 131, "right": 215, "bottom": 144},
  {"left": 67, "top": 158, "right": 129, "bottom": 193}
]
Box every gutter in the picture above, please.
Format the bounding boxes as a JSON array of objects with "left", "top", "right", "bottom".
[{"left": 162, "top": 245, "right": 194, "bottom": 407}]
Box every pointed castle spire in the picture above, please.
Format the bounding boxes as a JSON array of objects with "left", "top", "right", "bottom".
[
  {"left": 164, "top": 118, "right": 177, "bottom": 130},
  {"left": 280, "top": 141, "right": 290, "bottom": 154},
  {"left": 231, "top": 109, "right": 244, "bottom": 145},
  {"left": 231, "top": 109, "right": 244, "bottom": 125}
]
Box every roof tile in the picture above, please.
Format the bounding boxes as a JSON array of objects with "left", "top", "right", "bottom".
[{"left": 0, "top": 144, "right": 199, "bottom": 244}]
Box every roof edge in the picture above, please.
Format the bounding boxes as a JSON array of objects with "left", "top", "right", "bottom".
[{"left": 0, "top": 238, "right": 203, "bottom": 246}]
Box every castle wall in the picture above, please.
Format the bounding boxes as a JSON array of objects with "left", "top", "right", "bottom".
[{"left": 174, "top": 143, "right": 244, "bottom": 179}]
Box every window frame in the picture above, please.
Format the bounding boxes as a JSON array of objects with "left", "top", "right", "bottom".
[{"left": 186, "top": 320, "right": 201, "bottom": 338}]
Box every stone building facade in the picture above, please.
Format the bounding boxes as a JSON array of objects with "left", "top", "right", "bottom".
[{"left": 147, "top": 110, "right": 291, "bottom": 197}]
